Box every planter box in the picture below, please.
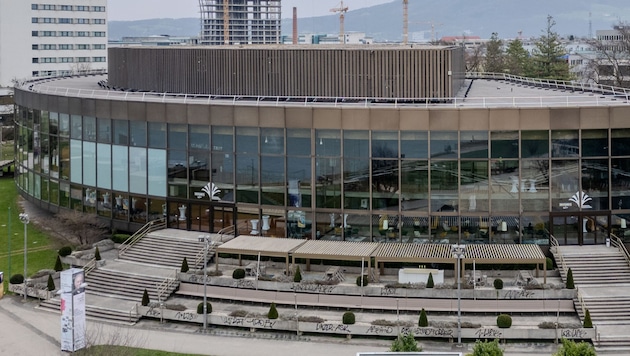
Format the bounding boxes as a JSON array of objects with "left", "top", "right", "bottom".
[{"left": 8, "top": 283, "right": 54, "bottom": 299}]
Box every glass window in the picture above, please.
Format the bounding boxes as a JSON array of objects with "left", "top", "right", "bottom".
[
  {"left": 400, "top": 161, "right": 428, "bottom": 212},
  {"left": 212, "top": 126, "right": 233, "bottom": 152},
  {"left": 552, "top": 130, "right": 579, "bottom": 158},
  {"left": 287, "top": 157, "right": 311, "bottom": 208},
  {"left": 236, "top": 127, "right": 258, "bottom": 155},
  {"left": 490, "top": 159, "right": 520, "bottom": 213},
  {"left": 612, "top": 129, "right": 630, "bottom": 156},
  {"left": 430, "top": 131, "right": 457, "bottom": 159},
  {"left": 261, "top": 128, "right": 284, "bottom": 155},
  {"left": 168, "top": 124, "right": 187, "bottom": 148},
  {"left": 129, "top": 147, "right": 147, "bottom": 194},
  {"left": 372, "top": 158, "right": 399, "bottom": 210},
  {"left": 148, "top": 122, "right": 166, "bottom": 148},
  {"left": 344, "top": 157, "right": 370, "bottom": 210},
  {"left": 401, "top": 131, "right": 428, "bottom": 159},
  {"left": 113, "top": 120, "right": 128, "bottom": 145},
  {"left": 521, "top": 131, "right": 549, "bottom": 158},
  {"left": 460, "top": 131, "right": 488, "bottom": 158},
  {"left": 316, "top": 157, "right": 341, "bottom": 209},
  {"left": 460, "top": 160, "right": 489, "bottom": 213},
  {"left": 550, "top": 160, "right": 579, "bottom": 211},
  {"left": 168, "top": 149, "right": 187, "bottom": 198},
  {"left": 189, "top": 125, "right": 209, "bottom": 150},
  {"left": 521, "top": 159, "right": 549, "bottom": 212},
  {"left": 83, "top": 142, "right": 96, "bottom": 186},
  {"left": 316, "top": 130, "right": 341, "bottom": 157},
  {"left": 261, "top": 156, "right": 285, "bottom": 205},
  {"left": 582, "top": 159, "right": 609, "bottom": 210},
  {"left": 431, "top": 160, "right": 459, "bottom": 211},
  {"left": 70, "top": 140, "right": 82, "bottom": 183},
  {"left": 491, "top": 131, "right": 518, "bottom": 159},
  {"left": 236, "top": 155, "right": 258, "bottom": 204},
  {"left": 148, "top": 149, "right": 167, "bottom": 196},
  {"left": 71, "top": 115, "right": 82, "bottom": 139},
  {"left": 582, "top": 130, "right": 608, "bottom": 157},
  {"left": 372, "top": 131, "right": 399, "bottom": 158},
  {"left": 612, "top": 158, "right": 630, "bottom": 209},
  {"left": 130, "top": 121, "right": 147, "bottom": 147},
  {"left": 59, "top": 113, "right": 70, "bottom": 137},
  {"left": 343, "top": 131, "right": 368, "bottom": 158},
  {"left": 97, "top": 117, "right": 111, "bottom": 143},
  {"left": 112, "top": 145, "right": 128, "bottom": 192},
  {"left": 287, "top": 129, "right": 311, "bottom": 156},
  {"left": 211, "top": 152, "right": 233, "bottom": 201},
  {"left": 97, "top": 143, "right": 111, "bottom": 189}
]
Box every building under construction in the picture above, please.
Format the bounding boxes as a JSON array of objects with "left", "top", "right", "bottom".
[{"left": 199, "top": 0, "right": 282, "bottom": 45}]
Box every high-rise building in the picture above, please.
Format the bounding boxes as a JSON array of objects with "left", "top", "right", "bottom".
[
  {"left": 199, "top": 0, "right": 281, "bottom": 45},
  {"left": 0, "top": 0, "right": 107, "bottom": 87}
]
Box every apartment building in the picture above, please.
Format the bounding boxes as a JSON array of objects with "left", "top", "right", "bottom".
[{"left": 0, "top": 0, "right": 107, "bottom": 87}]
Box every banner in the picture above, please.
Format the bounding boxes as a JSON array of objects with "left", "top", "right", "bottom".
[{"left": 59, "top": 269, "right": 86, "bottom": 352}]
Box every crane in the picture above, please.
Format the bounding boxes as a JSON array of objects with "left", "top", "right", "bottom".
[
  {"left": 402, "top": 0, "right": 408, "bottom": 45},
  {"left": 330, "top": 1, "right": 349, "bottom": 44},
  {"left": 412, "top": 20, "right": 443, "bottom": 43}
]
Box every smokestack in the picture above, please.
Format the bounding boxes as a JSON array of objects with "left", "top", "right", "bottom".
[{"left": 292, "top": 7, "right": 298, "bottom": 45}]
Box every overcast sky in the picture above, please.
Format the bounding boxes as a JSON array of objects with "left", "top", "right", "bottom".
[{"left": 107, "top": 0, "right": 393, "bottom": 21}]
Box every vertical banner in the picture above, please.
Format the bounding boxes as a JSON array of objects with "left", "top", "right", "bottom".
[{"left": 59, "top": 268, "right": 86, "bottom": 352}]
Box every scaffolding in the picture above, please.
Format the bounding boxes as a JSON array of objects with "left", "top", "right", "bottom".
[{"left": 199, "top": 0, "right": 282, "bottom": 46}]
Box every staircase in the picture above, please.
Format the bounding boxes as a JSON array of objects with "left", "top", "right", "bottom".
[
  {"left": 554, "top": 244, "right": 630, "bottom": 351},
  {"left": 118, "top": 229, "right": 209, "bottom": 269},
  {"left": 38, "top": 295, "right": 141, "bottom": 324},
  {"left": 85, "top": 268, "right": 179, "bottom": 302}
]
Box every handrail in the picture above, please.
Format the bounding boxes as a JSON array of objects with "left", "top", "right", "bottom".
[
  {"left": 84, "top": 258, "right": 97, "bottom": 276},
  {"left": 549, "top": 234, "right": 568, "bottom": 277},
  {"left": 576, "top": 286, "right": 587, "bottom": 321},
  {"left": 129, "top": 303, "right": 139, "bottom": 323},
  {"left": 119, "top": 219, "right": 166, "bottom": 256},
  {"left": 610, "top": 234, "right": 630, "bottom": 268},
  {"left": 156, "top": 269, "right": 178, "bottom": 304}
]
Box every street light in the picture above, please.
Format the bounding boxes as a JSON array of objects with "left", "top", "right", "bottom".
[
  {"left": 198, "top": 234, "right": 211, "bottom": 331},
  {"left": 19, "top": 213, "right": 29, "bottom": 302},
  {"left": 451, "top": 244, "right": 466, "bottom": 345}
]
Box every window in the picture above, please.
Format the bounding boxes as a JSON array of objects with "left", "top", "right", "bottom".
[
  {"left": 42, "top": 44, "right": 56, "bottom": 50},
  {"left": 77, "top": 57, "right": 90, "bottom": 63},
  {"left": 59, "top": 5, "right": 72, "bottom": 11},
  {"left": 42, "top": 4, "right": 54, "bottom": 10},
  {"left": 59, "top": 44, "right": 73, "bottom": 50},
  {"left": 32, "top": 71, "right": 39, "bottom": 76},
  {"left": 32, "top": 44, "right": 39, "bottom": 50},
  {"left": 42, "top": 31, "right": 55, "bottom": 37},
  {"left": 77, "top": 18, "right": 89, "bottom": 24},
  {"left": 43, "top": 18, "right": 54, "bottom": 23},
  {"left": 76, "top": 5, "right": 89, "bottom": 11},
  {"left": 93, "top": 31, "right": 105, "bottom": 37},
  {"left": 58, "top": 18, "right": 72, "bottom": 24},
  {"left": 93, "top": 6, "right": 106, "bottom": 12},
  {"left": 32, "top": 31, "right": 38, "bottom": 37},
  {"left": 60, "top": 57, "right": 73, "bottom": 63},
  {"left": 31, "top": 4, "right": 38, "bottom": 10},
  {"left": 93, "top": 19, "right": 106, "bottom": 25},
  {"left": 59, "top": 31, "right": 72, "bottom": 37},
  {"left": 77, "top": 44, "right": 89, "bottom": 50},
  {"left": 92, "top": 44, "right": 106, "bottom": 50},
  {"left": 93, "top": 57, "right": 106, "bottom": 62},
  {"left": 32, "top": 17, "right": 38, "bottom": 23},
  {"left": 32, "top": 58, "right": 39, "bottom": 63},
  {"left": 77, "top": 31, "right": 89, "bottom": 37},
  {"left": 41, "top": 57, "right": 56, "bottom": 63}
]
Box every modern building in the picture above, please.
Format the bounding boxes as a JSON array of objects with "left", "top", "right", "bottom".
[
  {"left": 12, "top": 45, "right": 630, "bottom": 246},
  {"left": 0, "top": 0, "right": 108, "bottom": 87},
  {"left": 199, "top": 0, "right": 282, "bottom": 45}
]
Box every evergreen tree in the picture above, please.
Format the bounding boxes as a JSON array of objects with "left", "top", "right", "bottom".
[
  {"left": 181, "top": 257, "right": 189, "bottom": 273},
  {"left": 504, "top": 38, "right": 531, "bottom": 76},
  {"left": 54, "top": 255, "right": 63, "bottom": 272},
  {"left": 268, "top": 302, "right": 279, "bottom": 319},
  {"left": 418, "top": 308, "right": 428, "bottom": 327},
  {"left": 566, "top": 268, "right": 575, "bottom": 289},
  {"left": 552, "top": 339, "right": 596, "bottom": 356},
  {"left": 293, "top": 265, "right": 302, "bottom": 283},
  {"left": 390, "top": 333, "right": 421, "bottom": 352},
  {"left": 470, "top": 339, "right": 503, "bottom": 356},
  {"left": 583, "top": 308, "right": 593, "bottom": 328},
  {"left": 426, "top": 273, "right": 434, "bottom": 288},
  {"left": 141, "top": 288, "right": 150, "bottom": 306},
  {"left": 530, "top": 15, "right": 571, "bottom": 80},
  {"left": 47, "top": 274, "right": 55, "bottom": 291},
  {"left": 484, "top": 32, "right": 504, "bottom": 73},
  {"left": 94, "top": 246, "right": 101, "bottom": 261}
]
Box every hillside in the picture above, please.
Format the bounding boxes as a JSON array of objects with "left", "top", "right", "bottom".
[{"left": 108, "top": 0, "right": 630, "bottom": 41}]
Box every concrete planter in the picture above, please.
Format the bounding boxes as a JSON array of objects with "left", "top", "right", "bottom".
[{"left": 8, "top": 283, "right": 54, "bottom": 299}]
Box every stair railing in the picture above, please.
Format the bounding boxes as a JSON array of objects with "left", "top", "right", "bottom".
[
  {"left": 576, "top": 286, "right": 586, "bottom": 321},
  {"left": 119, "top": 219, "right": 166, "bottom": 256},
  {"left": 129, "top": 303, "right": 139, "bottom": 323},
  {"left": 194, "top": 240, "right": 218, "bottom": 273},
  {"left": 84, "top": 258, "right": 97, "bottom": 276},
  {"left": 156, "top": 269, "right": 178, "bottom": 303},
  {"left": 549, "top": 234, "right": 568, "bottom": 277},
  {"left": 610, "top": 234, "right": 630, "bottom": 268}
]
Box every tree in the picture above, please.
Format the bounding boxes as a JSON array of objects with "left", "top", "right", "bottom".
[
  {"left": 47, "top": 274, "right": 55, "bottom": 291},
  {"left": 530, "top": 15, "right": 571, "bottom": 80},
  {"left": 293, "top": 265, "right": 302, "bottom": 283},
  {"left": 43, "top": 210, "right": 108, "bottom": 245},
  {"left": 426, "top": 273, "right": 434, "bottom": 288},
  {"left": 484, "top": 32, "right": 504, "bottom": 73},
  {"left": 586, "top": 22, "right": 630, "bottom": 87},
  {"left": 94, "top": 246, "right": 101, "bottom": 261},
  {"left": 552, "top": 339, "right": 596, "bottom": 356},
  {"left": 418, "top": 308, "right": 428, "bottom": 327},
  {"left": 54, "top": 255, "right": 63, "bottom": 272},
  {"left": 180, "top": 257, "right": 189, "bottom": 273},
  {"left": 468, "top": 339, "right": 503, "bottom": 356},
  {"left": 504, "top": 38, "right": 531, "bottom": 76},
  {"left": 583, "top": 308, "right": 593, "bottom": 328},
  {"left": 268, "top": 302, "right": 278, "bottom": 319},
  {"left": 390, "top": 333, "right": 421, "bottom": 352},
  {"left": 141, "top": 289, "right": 150, "bottom": 306},
  {"left": 566, "top": 268, "right": 575, "bottom": 289}
]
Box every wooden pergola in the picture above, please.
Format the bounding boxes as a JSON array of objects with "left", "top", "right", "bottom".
[
  {"left": 215, "top": 236, "right": 306, "bottom": 274},
  {"left": 291, "top": 240, "right": 380, "bottom": 273}
]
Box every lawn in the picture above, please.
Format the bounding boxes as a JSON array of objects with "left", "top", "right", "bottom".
[
  {"left": 75, "top": 346, "right": 207, "bottom": 356},
  {"left": 0, "top": 175, "right": 58, "bottom": 291}
]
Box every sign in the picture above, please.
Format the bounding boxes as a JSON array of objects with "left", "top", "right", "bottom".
[{"left": 60, "top": 269, "right": 86, "bottom": 352}]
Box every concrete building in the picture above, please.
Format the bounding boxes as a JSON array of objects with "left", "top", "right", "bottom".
[
  {"left": 199, "top": 0, "right": 282, "bottom": 45},
  {"left": 0, "top": 0, "right": 108, "bottom": 87},
  {"left": 12, "top": 45, "right": 630, "bottom": 246}
]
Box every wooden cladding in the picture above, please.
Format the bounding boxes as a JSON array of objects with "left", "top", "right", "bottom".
[{"left": 108, "top": 46, "right": 465, "bottom": 99}]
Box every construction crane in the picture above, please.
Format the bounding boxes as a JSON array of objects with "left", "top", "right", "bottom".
[
  {"left": 412, "top": 20, "right": 443, "bottom": 43},
  {"left": 402, "top": 0, "right": 409, "bottom": 45},
  {"left": 330, "top": 1, "right": 349, "bottom": 44},
  {"left": 223, "top": 0, "right": 229, "bottom": 45}
]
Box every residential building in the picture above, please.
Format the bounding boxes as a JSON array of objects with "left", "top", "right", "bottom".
[{"left": 0, "top": 0, "right": 107, "bottom": 87}]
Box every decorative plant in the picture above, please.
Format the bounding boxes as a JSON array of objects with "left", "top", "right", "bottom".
[
  {"left": 418, "top": 308, "right": 428, "bottom": 327},
  {"left": 197, "top": 302, "right": 212, "bottom": 314},
  {"left": 583, "top": 309, "right": 592, "bottom": 328},
  {"left": 47, "top": 274, "right": 55, "bottom": 291},
  {"left": 496, "top": 314, "right": 512, "bottom": 328},
  {"left": 356, "top": 275, "right": 369, "bottom": 287},
  {"left": 566, "top": 268, "right": 575, "bottom": 289},
  {"left": 58, "top": 246, "right": 72, "bottom": 257},
  {"left": 293, "top": 265, "right": 302, "bottom": 283},
  {"left": 54, "top": 255, "right": 63, "bottom": 272},
  {"left": 181, "top": 257, "right": 189, "bottom": 273},
  {"left": 342, "top": 311, "right": 355, "bottom": 325},
  {"left": 426, "top": 273, "right": 434, "bottom": 288},
  {"left": 268, "top": 302, "right": 278, "bottom": 319},
  {"left": 9, "top": 274, "right": 24, "bottom": 284},
  {"left": 232, "top": 268, "right": 245, "bottom": 279},
  {"left": 141, "top": 288, "right": 150, "bottom": 306},
  {"left": 390, "top": 333, "right": 421, "bottom": 352},
  {"left": 494, "top": 278, "right": 503, "bottom": 290},
  {"left": 94, "top": 246, "right": 101, "bottom": 261}
]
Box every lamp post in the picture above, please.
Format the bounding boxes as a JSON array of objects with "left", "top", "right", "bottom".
[
  {"left": 198, "top": 234, "right": 211, "bottom": 331},
  {"left": 451, "top": 244, "right": 466, "bottom": 345},
  {"left": 19, "top": 213, "right": 29, "bottom": 302}
]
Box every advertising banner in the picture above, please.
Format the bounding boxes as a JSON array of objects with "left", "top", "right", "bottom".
[{"left": 59, "top": 269, "right": 86, "bottom": 352}]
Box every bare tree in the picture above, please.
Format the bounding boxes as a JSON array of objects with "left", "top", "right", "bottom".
[
  {"left": 82, "top": 323, "right": 148, "bottom": 355},
  {"left": 42, "top": 210, "right": 108, "bottom": 245},
  {"left": 586, "top": 23, "right": 630, "bottom": 87}
]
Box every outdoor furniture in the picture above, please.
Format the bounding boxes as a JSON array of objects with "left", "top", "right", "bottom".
[{"left": 325, "top": 266, "right": 344, "bottom": 281}]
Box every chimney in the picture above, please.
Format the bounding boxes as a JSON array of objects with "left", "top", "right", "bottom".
[{"left": 292, "top": 7, "right": 298, "bottom": 45}]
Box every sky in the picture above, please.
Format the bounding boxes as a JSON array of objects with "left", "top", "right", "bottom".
[{"left": 107, "top": 0, "right": 393, "bottom": 21}]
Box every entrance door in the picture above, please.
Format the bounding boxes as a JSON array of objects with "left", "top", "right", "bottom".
[
  {"left": 166, "top": 201, "right": 236, "bottom": 233},
  {"left": 550, "top": 212, "right": 610, "bottom": 245}
]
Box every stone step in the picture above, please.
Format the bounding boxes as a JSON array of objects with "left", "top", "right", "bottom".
[{"left": 39, "top": 299, "right": 140, "bottom": 324}]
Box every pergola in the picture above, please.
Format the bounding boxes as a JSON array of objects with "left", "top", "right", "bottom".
[
  {"left": 373, "top": 243, "right": 547, "bottom": 283},
  {"left": 291, "top": 240, "right": 380, "bottom": 272},
  {"left": 215, "top": 236, "right": 306, "bottom": 274}
]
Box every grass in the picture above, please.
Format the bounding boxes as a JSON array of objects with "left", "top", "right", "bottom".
[
  {"left": 0, "top": 140, "right": 13, "bottom": 161},
  {"left": 74, "top": 346, "right": 208, "bottom": 356},
  {"left": 0, "top": 175, "right": 58, "bottom": 292}
]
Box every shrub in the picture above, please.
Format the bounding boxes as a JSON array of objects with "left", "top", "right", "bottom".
[
  {"left": 342, "top": 311, "right": 355, "bottom": 325},
  {"left": 54, "top": 255, "right": 63, "bottom": 272},
  {"left": 552, "top": 339, "right": 596, "bottom": 356},
  {"left": 9, "top": 274, "right": 24, "bottom": 284},
  {"left": 47, "top": 275, "right": 55, "bottom": 291},
  {"left": 165, "top": 304, "right": 187, "bottom": 311},
  {"left": 197, "top": 302, "right": 212, "bottom": 314},
  {"left": 267, "top": 302, "right": 278, "bottom": 319},
  {"left": 496, "top": 314, "right": 512, "bottom": 328},
  {"left": 299, "top": 316, "right": 325, "bottom": 323},
  {"left": 418, "top": 308, "right": 428, "bottom": 327},
  {"left": 493, "top": 278, "right": 503, "bottom": 290},
  {"left": 566, "top": 268, "right": 575, "bottom": 289},
  {"left": 356, "top": 275, "right": 369, "bottom": 287},
  {"left": 390, "top": 333, "right": 421, "bottom": 352},
  {"left": 111, "top": 234, "right": 131, "bottom": 244},
  {"left": 546, "top": 257, "right": 554, "bottom": 271},
  {"left": 181, "top": 257, "right": 189, "bottom": 273},
  {"left": 232, "top": 268, "right": 246, "bottom": 279},
  {"left": 426, "top": 272, "right": 434, "bottom": 288},
  {"left": 94, "top": 246, "right": 101, "bottom": 261},
  {"left": 141, "top": 289, "right": 150, "bottom": 306},
  {"left": 470, "top": 339, "right": 503, "bottom": 356},
  {"left": 583, "top": 309, "right": 593, "bottom": 328},
  {"left": 293, "top": 265, "right": 302, "bottom": 283},
  {"left": 58, "top": 246, "right": 73, "bottom": 257},
  {"left": 230, "top": 310, "right": 249, "bottom": 318}
]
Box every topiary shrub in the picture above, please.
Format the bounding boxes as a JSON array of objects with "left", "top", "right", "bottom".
[
  {"left": 58, "top": 246, "right": 72, "bottom": 257},
  {"left": 566, "top": 268, "right": 575, "bottom": 289},
  {"left": 197, "top": 302, "right": 212, "bottom": 314},
  {"left": 546, "top": 257, "right": 554, "bottom": 271},
  {"left": 94, "top": 246, "right": 101, "bottom": 261},
  {"left": 497, "top": 314, "right": 512, "bottom": 328},
  {"left": 181, "top": 257, "right": 189, "bottom": 273},
  {"left": 426, "top": 272, "right": 434, "bottom": 288},
  {"left": 293, "top": 265, "right": 302, "bottom": 283},
  {"left": 47, "top": 274, "right": 55, "bottom": 291},
  {"left": 267, "top": 302, "right": 278, "bottom": 319},
  {"left": 54, "top": 255, "right": 63, "bottom": 272},
  {"left": 418, "top": 308, "right": 428, "bottom": 327},
  {"left": 111, "top": 234, "right": 131, "bottom": 244},
  {"left": 356, "top": 275, "right": 369, "bottom": 287},
  {"left": 583, "top": 308, "right": 593, "bottom": 328},
  {"left": 9, "top": 274, "right": 24, "bottom": 284},
  {"left": 232, "top": 268, "right": 246, "bottom": 279},
  {"left": 342, "top": 311, "right": 355, "bottom": 325},
  {"left": 141, "top": 289, "right": 150, "bottom": 306},
  {"left": 494, "top": 278, "right": 503, "bottom": 290}
]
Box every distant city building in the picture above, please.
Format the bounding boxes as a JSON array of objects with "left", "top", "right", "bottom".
[
  {"left": 284, "top": 32, "right": 373, "bottom": 45},
  {"left": 199, "top": 0, "right": 281, "bottom": 45},
  {"left": 0, "top": 0, "right": 108, "bottom": 87},
  {"left": 109, "top": 35, "right": 199, "bottom": 47},
  {"left": 595, "top": 27, "right": 630, "bottom": 87}
]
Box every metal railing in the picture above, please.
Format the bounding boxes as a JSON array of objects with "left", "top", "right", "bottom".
[
  {"left": 118, "top": 219, "right": 166, "bottom": 256},
  {"left": 576, "top": 286, "right": 587, "bottom": 320},
  {"left": 549, "top": 234, "right": 568, "bottom": 277},
  {"left": 83, "top": 258, "right": 97, "bottom": 276},
  {"left": 156, "top": 269, "right": 178, "bottom": 305},
  {"left": 610, "top": 234, "right": 630, "bottom": 268}
]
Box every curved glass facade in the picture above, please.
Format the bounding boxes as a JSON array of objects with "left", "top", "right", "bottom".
[{"left": 14, "top": 104, "right": 630, "bottom": 246}]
